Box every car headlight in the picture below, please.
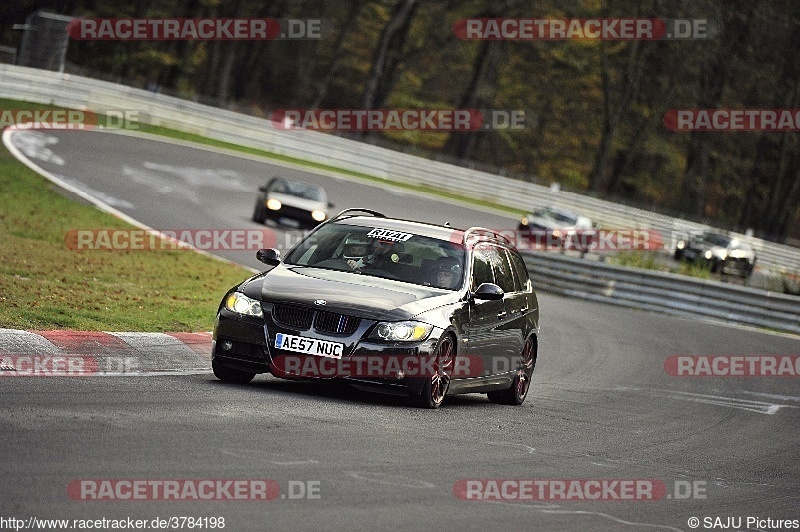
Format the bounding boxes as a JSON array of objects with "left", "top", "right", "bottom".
[
  {"left": 552, "top": 229, "right": 562, "bottom": 239},
  {"left": 676, "top": 240, "right": 685, "bottom": 249},
  {"left": 704, "top": 250, "right": 713, "bottom": 260},
  {"left": 224, "top": 292, "right": 263, "bottom": 318},
  {"left": 368, "top": 321, "right": 433, "bottom": 342},
  {"left": 267, "top": 198, "right": 282, "bottom": 210},
  {"left": 311, "top": 209, "right": 326, "bottom": 222},
  {"left": 520, "top": 217, "right": 528, "bottom": 226}
]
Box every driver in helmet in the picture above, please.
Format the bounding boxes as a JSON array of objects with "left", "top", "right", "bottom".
[
  {"left": 342, "top": 235, "right": 372, "bottom": 270},
  {"left": 433, "top": 257, "right": 462, "bottom": 289}
]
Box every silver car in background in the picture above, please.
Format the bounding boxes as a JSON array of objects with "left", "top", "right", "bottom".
[{"left": 518, "top": 205, "right": 596, "bottom": 253}]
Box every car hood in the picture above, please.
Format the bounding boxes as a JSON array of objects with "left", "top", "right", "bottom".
[
  {"left": 709, "top": 245, "right": 754, "bottom": 260},
  {"left": 526, "top": 215, "right": 571, "bottom": 230},
  {"left": 268, "top": 192, "right": 326, "bottom": 212},
  {"left": 240, "top": 264, "right": 459, "bottom": 321}
]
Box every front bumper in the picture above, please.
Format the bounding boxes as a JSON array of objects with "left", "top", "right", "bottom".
[
  {"left": 719, "top": 258, "right": 754, "bottom": 276},
  {"left": 264, "top": 203, "right": 325, "bottom": 228},
  {"left": 213, "top": 311, "right": 270, "bottom": 374},
  {"left": 212, "top": 306, "right": 442, "bottom": 397}
]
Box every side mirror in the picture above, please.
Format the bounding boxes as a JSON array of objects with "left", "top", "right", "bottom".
[
  {"left": 256, "top": 248, "right": 282, "bottom": 266},
  {"left": 472, "top": 282, "right": 504, "bottom": 301},
  {"left": 258, "top": 185, "right": 269, "bottom": 192},
  {"left": 328, "top": 201, "right": 335, "bottom": 208}
]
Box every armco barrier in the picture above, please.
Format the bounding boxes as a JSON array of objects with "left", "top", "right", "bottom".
[
  {"left": 1, "top": 64, "right": 798, "bottom": 273},
  {"left": 523, "top": 253, "right": 800, "bottom": 335}
]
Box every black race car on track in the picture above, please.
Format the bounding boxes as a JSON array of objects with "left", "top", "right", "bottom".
[{"left": 212, "top": 209, "right": 540, "bottom": 408}]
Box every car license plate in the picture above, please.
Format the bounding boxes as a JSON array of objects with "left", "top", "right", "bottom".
[
  {"left": 278, "top": 217, "right": 301, "bottom": 228},
  {"left": 274, "top": 333, "right": 343, "bottom": 359}
]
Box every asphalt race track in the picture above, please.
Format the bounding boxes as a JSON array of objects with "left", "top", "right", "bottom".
[{"left": 2, "top": 129, "right": 799, "bottom": 531}]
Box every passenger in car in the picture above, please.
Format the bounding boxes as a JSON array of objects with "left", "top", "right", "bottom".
[{"left": 432, "top": 257, "right": 462, "bottom": 289}]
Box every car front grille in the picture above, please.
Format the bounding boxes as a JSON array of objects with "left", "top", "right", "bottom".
[
  {"left": 277, "top": 204, "right": 315, "bottom": 221},
  {"left": 723, "top": 257, "right": 751, "bottom": 270},
  {"left": 314, "top": 310, "right": 360, "bottom": 335},
  {"left": 726, "top": 257, "right": 750, "bottom": 265},
  {"left": 272, "top": 304, "right": 313, "bottom": 329},
  {"left": 272, "top": 304, "right": 360, "bottom": 335}
]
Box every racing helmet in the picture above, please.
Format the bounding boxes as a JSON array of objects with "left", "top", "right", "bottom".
[{"left": 342, "top": 235, "right": 371, "bottom": 261}]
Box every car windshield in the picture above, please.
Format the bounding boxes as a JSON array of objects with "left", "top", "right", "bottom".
[
  {"left": 284, "top": 223, "right": 465, "bottom": 289},
  {"left": 702, "top": 232, "right": 732, "bottom": 247},
  {"left": 533, "top": 207, "right": 578, "bottom": 225},
  {"left": 729, "top": 239, "right": 751, "bottom": 251},
  {"left": 270, "top": 180, "right": 324, "bottom": 201}
]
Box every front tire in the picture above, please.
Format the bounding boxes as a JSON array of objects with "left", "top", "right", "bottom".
[
  {"left": 252, "top": 202, "right": 266, "bottom": 224},
  {"left": 213, "top": 359, "right": 256, "bottom": 384},
  {"left": 413, "top": 335, "right": 455, "bottom": 409},
  {"left": 488, "top": 338, "right": 535, "bottom": 405}
]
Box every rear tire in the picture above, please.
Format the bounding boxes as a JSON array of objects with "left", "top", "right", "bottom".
[
  {"left": 213, "top": 359, "right": 256, "bottom": 384},
  {"left": 487, "top": 338, "right": 535, "bottom": 405}
]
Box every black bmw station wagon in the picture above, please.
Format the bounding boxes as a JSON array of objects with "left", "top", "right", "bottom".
[{"left": 212, "top": 209, "right": 539, "bottom": 408}]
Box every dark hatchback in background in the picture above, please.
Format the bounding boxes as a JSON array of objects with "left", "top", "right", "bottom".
[
  {"left": 213, "top": 209, "right": 540, "bottom": 408},
  {"left": 674, "top": 231, "right": 757, "bottom": 278},
  {"left": 252, "top": 176, "right": 333, "bottom": 228}
]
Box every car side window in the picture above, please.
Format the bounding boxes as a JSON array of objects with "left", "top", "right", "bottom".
[
  {"left": 508, "top": 250, "right": 530, "bottom": 292},
  {"left": 491, "top": 247, "right": 516, "bottom": 293},
  {"left": 471, "top": 245, "right": 495, "bottom": 290}
]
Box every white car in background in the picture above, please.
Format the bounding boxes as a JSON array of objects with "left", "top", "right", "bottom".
[{"left": 518, "top": 205, "right": 596, "bottom": 253}]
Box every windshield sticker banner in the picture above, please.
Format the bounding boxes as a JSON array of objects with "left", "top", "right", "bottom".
[{"left": 367, "top": 228, "right": 414, "bottom": 242}]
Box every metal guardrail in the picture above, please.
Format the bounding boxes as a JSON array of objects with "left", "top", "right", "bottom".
[
  {"left": 0, "top": 64, "right": 798, "bottom": 274},
  {"left": 523, "top": 252, "right": 800, "bottom": 335}
]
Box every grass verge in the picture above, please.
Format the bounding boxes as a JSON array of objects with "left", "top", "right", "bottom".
[{"left": 0, "top": 120, "right": 251, "bottom": 331}]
